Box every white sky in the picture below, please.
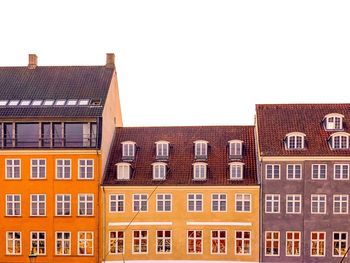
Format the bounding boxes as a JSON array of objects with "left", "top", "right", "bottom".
[{"left": 1, "top": 0, "right": 350, "bottom": 126}]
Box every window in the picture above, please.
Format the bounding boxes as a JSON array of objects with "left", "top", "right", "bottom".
[
  {"left": 193, "top": 162, "right": 207, "bottom": 180},
  {"left": 152, "top": 162, "right": 167, "bottom": 180},
  {"left": 236, "top": 193, "right": 251, "bottom": 212},
  {"left": 312, "top": 164, "right": 327, "bottom": 180},
  {"left": 285, "top": 132, "right": 305, "bottom": 149},
  {"left": 211, "top": 230, "right": 226, "bottom": 254},
  {"left": 55, "top": 232, "right": 71, "bottom": 255},
  {"left": 6, "top": 194, "right": 21, "bottom": 216},
  {"left": 133, "top": 194, "right": 148, "bottom": 212},
  {"left": 31, "top": 159, "right": 46, "bottom": 179},
  {"left": 67, "top": 99, "right": 77, "bottom": 106},
  {"left": 4, "top": 123, "right": 13, "bottom": 147},
  {"left": 43, "top": 100, "right": 54, "bottom": 106},
  {"left": 333, "top": 232, "right": 347, "bottom": 257},
  {"left": 265, "top": 231, "right": 279, "bottom": 256},
  {"left": 187, "top": 230, "right": 202, "bottom": 254},
  {"left": 56, "top": 194, "right": 71, "bottom": 216},
  {"left": 122, "top": 141, "right": 136, "bottom": 160},
  {"left": 64, "top": 123, "right": 91, "bottom": 147},
  {"left": 311, "top": 195, "right": 326, "bottom": 214},
  {"left": 133, "top": 230, "right": 148, "bottom": 254},
  {"left": 116, "top": 163, "right": 131, "bottom": 180},
  {"left": 333, "top": 195, "right": 348, "bottom": 214},
  {"left": 8, "top": 100, "right": 19, "bottom": 106},
  {"left": 109, "top": 194, "right": 124, "bottom": 213},
  {"left": 30, "top": 232, "right": 46, "bottom": 255},
  {"left": 55, "top": 99, "right": 66, "bottom": 106},
  {"left": 6, "top": 232, "right": 21, "bottom": 255},
  {"left": 78, "top": 232, "right": 94, "bottom": 255},
  {"left": 53, "top": 123, "right": 62, "bottom": 147},
  {"left": 286, "top": 231, "right": 301, "bottom": 256},
  {"left": 31, "top": 100, "right": 43, "bottom": 106},
  {"left": 6, "top": 159, "right": 20, "bottom": 179},
  {"left": 311, "top": 232, "right": 325, "bottom": 257},
  {"left": 330, "top": 132, "right": 350, "bottom": 149},
  {"left": 0, "top": 100, "right": 8, "bottom": 106},
  {"left": 109, "top": 231, "right": 124, "bottom": 254},
  {"left": 265, "top": 194, "right": 280, "bottom": 213},
  {"left": 19, "top": 100, "right": 31, "bottom": 106},
  {"left": 78, "top": 194, "right": 94, "bottom": 216},
  {"left": 287, "top": 164, "right": 302, "bottom": 180},
  {"left": 334, "top": 164, "right": 349, "bottom": 180},
  {"left": 194, "top": 140, "right": 208, "bottom": 159},
  {"left": 265, "top": 164, "right": 280, "bottom": 179},
  {"left": 229, "top": 162, "right": 244, "bottom": 180},
  {"left": 188, "top": 193, "right": 203, "bottom": 212},
  {"left": 30, "top": 194, "right": 46, "bottom": 216},
  {"left": 156, "top": 194, "right": 172, "bottom": 212},
  {"left": 324, "top": 113, "right": 343, "bottom": 130},
  {"left": 56, "top": 159, "right": 71, "bottom": 179},
  {"left": 78, "top": 99, "right": 90, "bottom": 106},
  {"left": 235, "top": 231, "right": 251, "bottom": 255},
  {"left": 156, "top": 141, "right": 169, "bottom": 159},
  {"left": 229, "top": 140, "right": 242, "bottom": 157},
  {"left": 79, "top": 159, "right": 94, "bottom": 179},
  {"left": 157, "top": 230, "right": 172, "bottom": 253},
  {"left": 16, "top": 123, "right": 39, "bottom": 147},
  {"left": 212, "top": 193, "right": 227, "bottom": 212},
  {"left": 286, "top": 194, "right": 302, "bottom": 214}
]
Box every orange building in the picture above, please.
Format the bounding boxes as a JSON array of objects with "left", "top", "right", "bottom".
[{"left": 0, "top": 54, "right": 122, "bottom": 262}]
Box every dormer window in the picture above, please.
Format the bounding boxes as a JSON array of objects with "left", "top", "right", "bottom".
[
  {"left": 155, "top": 141, "right": 169, "bottom": 160},
  {"left": 121, "top": 141, "right": 136, "bottom": 161},
  {"left": 324, "top": 113, "right": 344, "bottom": 130},
  {"left": 285, "top": 132, "right": 306, "bottom": 149},
  {"left": 229, "top": 162, "right": 244, "bottom": 180},
  {"left": 194, "top": 140, "right": 208, "bottom": 160},
  {"left": 229, "top": 140, "right": 243, "bottom": 158},
  {"left": 329, "top": 132, "right": 350, "bottom": 149},
  {"left": 193, "top": 162, "right": 207, "bottom": 180},
  {"left": 116, "top": 162, "right": 131, "bottom": 180},
  {"left": 152, "top": 162, "right": 167, "bottom": 180}
]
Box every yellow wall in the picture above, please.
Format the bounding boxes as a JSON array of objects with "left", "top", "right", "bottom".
[{"left": 102, "top": 186, "right": 259, "bottom": 262}]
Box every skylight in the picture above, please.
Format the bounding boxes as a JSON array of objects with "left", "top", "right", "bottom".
[
  {"left": 0, "top": 100, "right": 8, "bottom": 106},
  {"left": 67, "top": 99, "right": 78, "bottom": 106},
  {"left": 78, "top": 99, "right": 89, "bottom": 105},
  {"left": 20, "top": 100, "right": 31, "bottom": 106},
  {"left": 55, "top": 100, "right": 66, "bottom": 106},
  {"left": 8, "top": 100, "right": 20, "bottom": 106},
  {"left": 43, "top": 100, "right": 54, "bottom": 106},
  {"left": 0, "top": 99, "right": 92, "bottom": 107},
  {"left": 32, "top": 100, "right": 43, "bottom": 106}
]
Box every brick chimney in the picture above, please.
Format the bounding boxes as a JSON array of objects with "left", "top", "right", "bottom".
[
  {"left": 106, "top": 53, "right": 115, "bottom": 69},
  {"left": 28, "top": 54, "right": 38, "bottom": 69}
]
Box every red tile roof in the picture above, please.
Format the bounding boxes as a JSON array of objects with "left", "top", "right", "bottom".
[
  {"left": 256, "top": 104, "right": 350, "bottom": 156},
  {"left": 103, "top": 126, "right": 257, "bottom": 186}
]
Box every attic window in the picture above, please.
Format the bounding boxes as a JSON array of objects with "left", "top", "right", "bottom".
[
  {"left": 67, "top": 99, "right": 78, "bottom": 106},
  {"left": 90, "top": 99, "right": 101, "bottom": 106},
  {"left": 193, "top": 162, "right": 207, "bottom": 180},
  {"left": 329, "top": 132, "right": 350, "bottom": 149},
  {"left": 229, "top": 162, "right": 244, "bottom": 180},
  {"left": 121, "top": 141, "right": 136, "bottom": 161},
  {"left": 55, "top": 100, "right": 66, "bottom": 106},
  {"left": 152, "top": 162, "right": 167, "bottom": 180},
  {"left": 285, "top": 132, "right": 306, "bottom": 150},
  {"left": 324, "top": 113, "right": 344, "bottom": 130},
  {"left": 19, "top": 100, "right": 31, "bottom": 106},
  {"left": 116, "top": 162, "right": 131, "bottom": 180},
  {"left": 229, "top": 140, "right": 243, "bottom": 158},
  {"left": 155, "top": 141, "right": 169, "bottom": 160},
  {"left": 0, "top": 100, "right": 8, "bottom": 106},
  {"left": 8, "top": 100, "right": 20, "bottom": 106},
  {"left": 43, "top": 100, "right": 54, "bottom": 106},
  {"left": 31, "top": 100, "right": 43, "bottom": 106},
  {"left": 78, "top": 99, "right": 89, "bottom": 106},
  {"left": 194, "top": 140, "right": 208, "bottom": 160}
]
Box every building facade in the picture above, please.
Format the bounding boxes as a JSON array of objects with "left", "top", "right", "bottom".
[
  {"left": 0, "top": 54, "right": 122, "bottom": 262},
  {"left": 256, "top": 104, "right": 350, "bottom": 262},
  {"left": 101, "top": 126, "right": 259, "bottom": 263}
]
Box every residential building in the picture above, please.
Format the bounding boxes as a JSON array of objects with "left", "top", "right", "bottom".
[
  {"left": 101, "top": 126, "right": 259, "bottom": 263},
  {"left": 0, "top": 54, "right": 122, "bottom": 262},
  {"left": 256, "top": 104, "right": 350, "bottom": 262}
]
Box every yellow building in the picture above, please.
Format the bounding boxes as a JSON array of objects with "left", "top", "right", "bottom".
[
  {"left": 0, "top": 54, "right": 122, "bottom": 262},
  {"left": 101, "top": 126, "right": 259, "bottom": 263}
]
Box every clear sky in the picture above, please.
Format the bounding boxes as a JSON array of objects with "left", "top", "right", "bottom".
[{"left": 1, "top": 0, "right": 349, "bottom": 126}]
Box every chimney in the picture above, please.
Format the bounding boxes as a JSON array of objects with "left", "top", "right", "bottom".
[
  {"left": 28, "top": 54, "right": 38, "bottom": 69},
  {"left": 106, "top": 53, "right": 115, "bottom": 69}
]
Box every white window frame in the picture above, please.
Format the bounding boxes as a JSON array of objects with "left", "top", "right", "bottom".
[
  {"left": 6, "top": 231, "right": 21, "bottom": 255},
  {"left": 5, "top": 159, "right": 21, "bottom": 179},
  {"left": 155, "top": 141, "right": 169, "bottom": 159},
  {"left": 156, "top": 194, "right": 172, "bottom": 212},
  {"left": 193, "top": 162, "right": 207, "bottom": 180},
  {"left": 77, "top": 231, "right": 94, "bottom": 255},
  {"left": 78, "top": 194, "right": 94, "bottom": 216},
  {"left": 78, "top": 159, "right": 94, "bottom": 179},
  {"left": 229, "top": 140, "right": 243, "bottom": 156},
  {"left": 211, "top": 193, "right": 227, "bottom": 212},
  {"left": 116, "top": 162, "right": 131, "bottom": 180},
  {"left": 235, "top": 230, "right": 251, "bottom": 255},
  {"left": 229, "top": 162, "right": 244, "bottom": 180},
  {"left": 55, "top": 194, "right": 71, "bottom": 216},
  {"left": 286, "top": 164, "right": 302, "bottom": 180},
  {"left": 312, "top": 164, "right": 327, "bottom": 180},
  {"left": 109, "top": 194, "right": 124, "bottom": 213},
  {"left": 265, "top": 231, "right": 280, "bottom": 256},
  {"left": 311, "top": 194, "right": 327, "bottom": 214},
  {"left": 194, "top": 140, "right": 208, "bottom": 159},
  {"left": 211, "top": 230, "right": 227, "bottom": 255},
  {"left": 30, "top": 194, "right": 46, "bottom": 216},
  {"left": 334, "top": 164, "right": 349, "bottom": 180},
  {"left": 30, "top": 159, "right": 46, "bottom": 179},
  {"left": 156, "top": 230, "right": 172, "bottom": 254},
  {"left": 286, "top": 231, "right": 301, "bottom": 256},
  {"left": 265, "top": 164, "right": 280, "bottom": 180},
  {"left": 55, "top": 159, "right": 71, "bottom": 180},
  {"left": 286, "top": 194, "right": 302, "bottom": 214},
  {"left": 285, "top": 132, "right": 305, "bottom": 149},
  {"left": 132, "top": 230, "right": 148, "bottom": 254},
  {"left": 235, "top": 193, "right": 251, "bottom": 212},
  {"left": 187, "top": 230, "right": 203, "bottom": 254},
  {"left": 121, "top": 141, "right": 136, "bottom": 159},
  {"left": 324, "top": 113, "right": 344, "bottom": 130},
  {"left": 6, "top": 194, "right": 21, "bottom": 216},
  {"left": 265, "top": 194, "right": 280, "bottom": 213},
  {"left": 55, "top": 231, "right": 71, "bottom": 255},
  {"left": 109, "top": 231, "right": 124, "bottom": 254},
  {"left": 333, "top": 195, "right": 348, "bottom": 214},
  {"left": 310, "top": 232, "right": 326, "bottom": 257},
  {"left": 30, "top": 231, "right": 46, "bottom": 255},
  {"left": 152, "top": 162, "right": 167, "bottom": 180},
  {"left": 187, "top": 193, "right": 203, "bottom": 212},
  {"left": 333, "top": 232, "right": 348, "bottom": 257},
  {"left": 133, "top": 194, "right": 148, "bottom": 212},
  {"left": 330, "top": 132, "right": 350, "bottom": 149}
]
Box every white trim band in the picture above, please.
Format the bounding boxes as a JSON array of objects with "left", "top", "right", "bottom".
[
  {"left": 186, "top": 222, "right": 252, "bottom": 226},
  {"left": 109, "top": 222, "right": 173, "bottom": 227}
]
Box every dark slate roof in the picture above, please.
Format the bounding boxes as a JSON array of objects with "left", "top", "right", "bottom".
[
  {"left": 103, "top": 126, "right": 258, "bottom": 186},
  {"left": 0, "top": 66, "right": 114, "bottom": 117},
  {"left": 256, "top": 104, "right": 350, "bottom": 156}
]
